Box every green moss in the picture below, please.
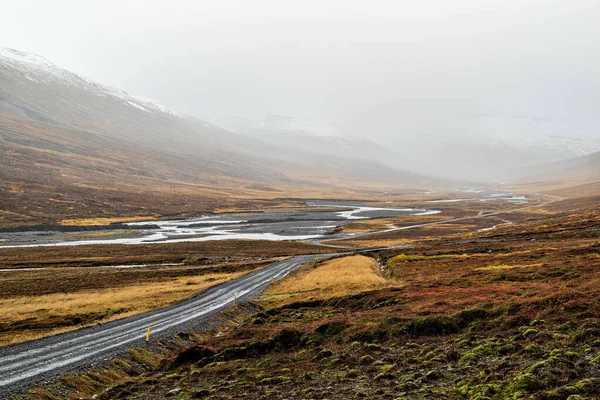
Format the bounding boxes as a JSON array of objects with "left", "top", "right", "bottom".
[
  {"left": 457, "top": 383, "right": 500, "bottom": 399},
  {"left": 125, "top": 348, "right": 160, "bottom": 369},
  {"left": 346, "top": 369, "right": 359, "bottom": 378},
  {"left": 557, "top": 322, "right": 574, "bottom": 332},
  {"left": 111, "top": 358, "right": 135, "bottom": 375},
  {"left": 256, "top": 359, "right": 270, "bottom": 368},
  {"left": 259, "top": 376, "right": 289, "bottom": 385},
  {"left": 506, "top": 372, "right": 545, "bottom": 395},
  {"left": 374, "top": 372, "right": 395, "bottom": 381},
  {"left": 460, "top": 344, "right": 496, "bottom": 364},
  {"left": 590, "top": 355, "right": 600, "bottom": 365},
  {"left": 425, "top": 370, "right": 443, "bottom": 380},
  {"left": 365, "top": 343, "right": 381, "bottom": 351},
  {"left": 326, "top": 357, "right": 341, "bottom": 367},
  {"left": 571, "top": 328, "right": 600, "bottom": 344},
  {"left": 376, "top": 364, "right": 396, "bottom": 374},
  {"left": 574, "top": 378, "right": 600, "bottom": 393},
  {"left": 522, "top": 328, "right": 539, "bottom": 337},
  {"left": 203, "top": 361, "right": 227, "bottom": 369},
  {"left": 317, "top": 349, "right": 334, "bottom": 359},
  {"left": 358, "top": 355, "right": 374, "bottom": 365},
  {"left": 524, "top": 344, "right": 542, "bottom": 354}
]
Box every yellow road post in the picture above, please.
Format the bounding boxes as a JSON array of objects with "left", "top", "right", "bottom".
[{"left": 145, "top": 326, "right": 152, "bottom": 342}]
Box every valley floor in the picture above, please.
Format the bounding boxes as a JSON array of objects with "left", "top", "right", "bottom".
[{"left": 8, "top": 191, "right": 600, "bottom": 399}]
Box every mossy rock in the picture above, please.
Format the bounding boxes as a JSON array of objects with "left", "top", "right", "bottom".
[
  {"left": 315, "top": 321, "right": 348, "bottom": 336},
  {"left": 350, "top": 341, "right": 363, "bottom": 349},
  {"left": 346, "top": 369, "right": 359, "bottom": 378},
  {"left": 316, "top": 349, "right": 334, "bottom": 359},
  {"left": 358, "top": 355, "right": 375, "bottom": 365},
  {"left": 457, "top": 383, "right": 499, "bottom": 399},
  {"left": 365, "top": 343, "right": 381, "bottom": 351},
  {"left": 425, "top": 370, "right": 443, "bottom": 381},
  {"left": 557, "top": 322, "right": 574, "bottom": 332},
  {"left": 259, "top": 376, "right": 289, "bottom": 385},
  {"left": 524, "top": 344, "right": 542, "bottom": 355},
  {"left": 506, "top": 372, "right": 546, "bottom": 394},
  {"left": 460, "top": 344, "right": 496, "bottom": 364},
  {"left": 522, "top": 328, "right": 539, "bottom": 338},
  {"left": 374, "top": 372, "right": 395, "bottom": 381},
  {"left": 256, "top": 359, "right": 270, "bottom": 368},
  {"left": 571, "top": 328, "right": 600, "bottom": 344},
  {"left": 166, "top": 345, "right": 216, "bottom": 370}
]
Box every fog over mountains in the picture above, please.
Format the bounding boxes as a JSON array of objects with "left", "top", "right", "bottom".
[
  {"left": 2, "top": 44, "right": 600, "bottom": 189},
  {"left": 3, "top": 1, "right": 599, "bottom": 182},
  {"left": 208, "top": 112, "right": 600, "bottom": 181},
  {"left": 0, "top": 47, "right": 431, "bottom": 193}
]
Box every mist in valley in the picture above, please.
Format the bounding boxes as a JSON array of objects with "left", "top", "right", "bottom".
[{"left": 2, "top": 0, "right": 600, "bottom": 181}]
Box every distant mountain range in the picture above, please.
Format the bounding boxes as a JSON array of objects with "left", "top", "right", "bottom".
[
  {"left": 206, "top": 114, "right": 407, "bottom": 173},
  {"left": 209, "top": 112, "right": 600, "bottom": 182}
]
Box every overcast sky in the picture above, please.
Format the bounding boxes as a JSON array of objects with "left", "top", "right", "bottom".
[{"left": 2, "top": 0, "right": 599, "bottom": 145}]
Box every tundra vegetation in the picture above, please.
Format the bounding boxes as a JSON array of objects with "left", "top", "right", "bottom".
[
  {"left": 0, "top": 240, "right": 330, "bottom": 346},
  {"left": 16, "top": 193, "right": 600, "bottom": 399}
]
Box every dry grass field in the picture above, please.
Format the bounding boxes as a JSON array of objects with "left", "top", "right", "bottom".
[
  {"left": 0, "top": 270, "right": 247, "bottom": 346},
  {"left": 0, "top": 240, "right": 334, "bottom": 347},
  {"left": 0, "top": 240, "right": 331, "bottom": 269},
  {"left": 58, "top": 216, "right": 159, "bottom": 226},
  {"left": 261, "top": 255, "right": 399, "bottom": 308}
]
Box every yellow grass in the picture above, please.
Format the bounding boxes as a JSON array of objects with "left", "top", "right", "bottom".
[
  {"left": 320, "top": 238, "right": 413, "bottom": 248},
  {"left": 0, "top": 272, "right": 245, "bottom": 346},
  {"left": 261, "top": 255, "right": 399, "bottom": 308},
  {"left": 422, "top": 223, "right": 477, "bottom": 230},
  {"left": 59, "top": 216, "right": 157, "bottom": 226},
  {"left": 473, "top": 263, "right": 543, "bottom": 271},
  {"left": 341, "top": 215, "right": 448, "bottom": 233}
]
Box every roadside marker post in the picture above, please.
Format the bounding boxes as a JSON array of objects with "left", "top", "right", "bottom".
[
  {"left": 271, "top": 277, "right": 274, "bottom": 285},
  {"left": 232, "top": 297, "right": 237, "bottom": 308},
  {"left": 145, "top": 326, "right": 152, "bottom": 342}
]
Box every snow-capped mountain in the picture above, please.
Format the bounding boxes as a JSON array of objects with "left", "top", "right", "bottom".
[{"left": 0, "top": 47, "right": 181, "bottom": 117}]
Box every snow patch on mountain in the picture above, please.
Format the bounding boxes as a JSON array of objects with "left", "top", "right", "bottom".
[
  {"left": 0, "top": 47, "right": 182, "bottom": 118},
  {"left": 133, "top": 96, "right": 184, "bottom": 117}
]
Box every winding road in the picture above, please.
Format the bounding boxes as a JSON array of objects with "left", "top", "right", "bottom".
[{"left": 0, "top": 254, "right": 338, "bottom": 397}]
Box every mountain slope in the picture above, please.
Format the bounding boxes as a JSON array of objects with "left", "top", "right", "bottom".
[
  {"left": 206, "top": 114, "right": 407, "bottom": 172},
  {"left": 512, "top": 149, "right": 600, "bottom": 189},
  {"left": 0, "top": 48, "right": 435, "bottom": 226},
  {"left": 338, "top": 100, "right": 600, "bottom": 181}
]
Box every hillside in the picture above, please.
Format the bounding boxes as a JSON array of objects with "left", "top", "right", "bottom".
[
  {"left": 509, "top": 150, "right": 600, "bottom": 193},
  {"left": 206, "top": 114, "right": 409, "bottom": 173},
  {"left": 0, "top": 48, "right": 435, "bottom": 227}
]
